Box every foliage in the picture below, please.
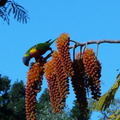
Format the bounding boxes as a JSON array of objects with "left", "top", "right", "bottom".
[
  {"left": 0, "top": 74, "right": 10, "bottom": 108},
  {"left": 0, "top": 0, "right": 29, "bottom": 24},
  {"left": 0, "top": 74, "right": 12, "bottom": 120},
  {"left": 0, "top": 74, "right": 10, "bottom": 94},
  {"left": 70, "top": 100, "right": 85, "bottom": 120},
  {"left": 37, "top": 88, "right": 94, "bottom": 120},
  {"left": 8, "top": 80, "right": 26, "bottom": 120},
  {"left": 9, "top": 80, "right": 25, "bottom": 101},
  {"left": 98, "top": 99, "right": 120, "bottom": 120},
  {"left": 0, "top": 75, "right": 26, "bottom": 120},
  {"left": 92, "top": 74, "right": 120, "bottom": 111},
  {"left": 0, "top": 73, "right": 119, "bottom": 120},
  {"left": 70, "top": 99, "right": 93, "bottom": 120},
  {"left": 37, "top": 88, "right": 74, "bottom": 120},
  {"left": 108, "top": 108, "right": 120, "bottom": 120},
  {"left": 0, "top": 74, "right": 95, "bottom": 120},
  {"left": 38, "top": 88, "right": 50, "bottom": 103}
]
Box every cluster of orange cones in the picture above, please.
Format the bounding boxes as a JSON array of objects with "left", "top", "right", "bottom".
[{"left": 25, "top": 33, "right": 101, "bottom": 120}]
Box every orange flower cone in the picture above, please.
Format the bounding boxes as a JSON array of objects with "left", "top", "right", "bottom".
[
  {"left": 83, "top": 48, "right": 101, "bottom": 100},
  {"left": 44, "top": 51, "right": 69, "bottom": 113},
  {"left": 56, "top": 33, "right": 74, "bottom": 77},
  {"left": 71, "top": 52, "right": 88, "bottom": 118},
  {"left": 26, "top": 62, "right": 44, "bottom": 120},
  {"left": 44, "top": 60, "right": 61, "bottom": 113}
]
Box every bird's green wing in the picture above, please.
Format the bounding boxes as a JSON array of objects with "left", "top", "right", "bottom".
[{"left": 36, "top": 39, "right": 56, "bottom": 50}]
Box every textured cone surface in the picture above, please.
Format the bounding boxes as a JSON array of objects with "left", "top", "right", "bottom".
[
  {"left": 56, "top": 33, "right": 74, "bottom": 77},
  {"left": 71, "top": 52, "right": 89, "bottom": 118},
  {"left": 26, "top": 62, "right": 44, "bottom": 120},
  {"left": 83, "top": 48, "right": 101, "bottom": 100},
  {"left": 44, "top": 60, "right": 61, "bottom": 113},
  {"left": 44, "top": 51, "right": 69, "bottom": 113}
]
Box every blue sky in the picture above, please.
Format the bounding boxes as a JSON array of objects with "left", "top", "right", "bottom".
[{"left": 0, "top": 0, "right": 120, "bottom": 119}]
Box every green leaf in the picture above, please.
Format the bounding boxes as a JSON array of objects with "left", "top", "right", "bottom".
[
  {"left": 108, "top": 109, "right": 120, "bottom": 120},
  {"left": 92, "top": 73, "right": 120, "bottom": 111}
]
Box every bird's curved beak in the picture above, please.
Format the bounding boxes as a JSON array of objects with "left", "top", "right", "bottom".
[{"left": 23, "top": 55, "right": 32, "bottom": 66}]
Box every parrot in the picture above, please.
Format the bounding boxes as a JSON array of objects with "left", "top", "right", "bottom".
[{"left": 23, "top": 39, "right": 56, "bottom": 66}]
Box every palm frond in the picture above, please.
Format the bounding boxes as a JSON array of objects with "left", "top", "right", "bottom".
[
  {"left": 0, "top": 6, "right": 10, "bottom": 24},
  {"left": 91, "top": 73, "right": 120, "bottom": 111},
  {"left": 0, "top": 1, "right": 29, "bottom": 24},
  {"left": 8, "top": 1, "right": 29, "bottom": 24}
]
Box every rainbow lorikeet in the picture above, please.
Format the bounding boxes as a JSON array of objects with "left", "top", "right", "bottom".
[{"left": 23, "top": 39, "right": 55, "bottom": 66}]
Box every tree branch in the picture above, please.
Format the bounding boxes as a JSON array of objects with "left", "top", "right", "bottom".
[{"left": 70, "top": 39, "right": 120, "bottom": 49}]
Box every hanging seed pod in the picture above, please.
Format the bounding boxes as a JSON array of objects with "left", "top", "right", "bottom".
[
  {"left": 45, "top": 51, "right": 69, "bottom": 113},
  {"left": 44, "top": 60, "right": 61, "bottom": 113},
  {"left": 26, "top": 61, "right": 44, "bottom": 120},
  {"left": 83, "top": 48, "right": 101, "bottom": 100},
  {"left": 52, "top": 51, "right": 69, "bottom": 105},
  {"left": 71, "top": 52, "right": 89, "bottom": 118},
  {"left": 56, "top": 33, "right": 74, "bottom": 77}
]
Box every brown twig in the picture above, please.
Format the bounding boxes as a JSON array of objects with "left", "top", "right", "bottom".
[{"left": 70, "top": 39, "right": 120, "bottom": 49}]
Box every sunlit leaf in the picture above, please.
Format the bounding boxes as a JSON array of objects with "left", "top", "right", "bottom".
[
  {"left": 92, "top": 73, "right": 120, "bottom": 111},
  {"left": 108, "top": 109, "right": 120, "bottom": 120}
]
